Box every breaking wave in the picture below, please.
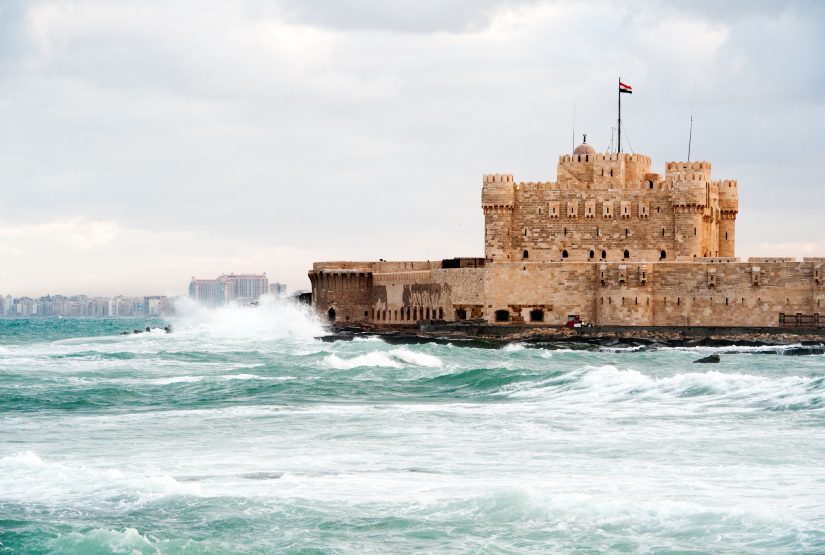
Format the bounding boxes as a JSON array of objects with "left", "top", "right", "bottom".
[{"left": 322, "top": 348, "right": 443, "bottom": 370}]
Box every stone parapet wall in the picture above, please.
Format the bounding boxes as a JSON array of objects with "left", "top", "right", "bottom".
[{"left": 311, "top": 259, "right": 824, "bottom": 328}]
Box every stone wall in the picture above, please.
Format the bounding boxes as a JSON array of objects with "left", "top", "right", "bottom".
[{"left": 311, "top": 259, "right": 824, "bottom": 328}]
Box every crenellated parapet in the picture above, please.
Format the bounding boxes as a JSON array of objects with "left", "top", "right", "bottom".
[
  {"left": 716, "top": 179, "right": 739, "bottom": 215},
  {"left": 482, "top": 173, "right": 515, "bottom": 210}
]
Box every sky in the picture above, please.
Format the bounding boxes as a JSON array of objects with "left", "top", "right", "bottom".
[{"left": 0, "top": 0, "right": 823, "bottom": 296}]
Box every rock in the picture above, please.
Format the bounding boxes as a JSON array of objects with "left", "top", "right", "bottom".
[{"left": 693, "top": 353, "right": 721, "bottom": 363}]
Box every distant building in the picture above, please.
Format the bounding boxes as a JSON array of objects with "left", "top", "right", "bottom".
[
  {"left": 222, "top": 273, "right": 269, "bottom": 304},
  {"left": 189, "top": 278, "right": 229, "bottom": 306},
  {"left": 270, "top": 282, "right": 287, "bottom": 296},
  {"left": 188, "top": 273, "right": 270, "bottom": 305}
]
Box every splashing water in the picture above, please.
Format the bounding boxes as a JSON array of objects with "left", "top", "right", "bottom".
[{"left": 1, "top": 303, "right": 824, "bottom": 553}]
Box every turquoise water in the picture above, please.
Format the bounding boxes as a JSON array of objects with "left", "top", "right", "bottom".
[{"left": 1, "top": 299, "right": 824, "bottom": 554}]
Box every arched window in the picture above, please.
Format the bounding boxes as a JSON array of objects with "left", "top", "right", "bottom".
[
  {"left": 495, "top": 310, "right": 510, "bottom": 322},
  {"left": 589, "top": 250, "right": 595, "bottom": 259},
  {"left": 327, "top": 308, "right": 336, "bottom": 322},
  {"left": 425, "top": 307, "right": 431, "bottom": 319},
  {"left": 662, "top": 228, "right": 665, "bottom": 237},
  {"left": 523, "top": 250, "right": 529, "bottom": 259},
  {"left": 660, "top": 250, "right": 667, "bottom": 260},
  {"left": 601, "top": 250, "right": 607, "bottom": 259},
  {"left": 648, "top": 180, "right": 654, "bottom": 189},
  {"left": 564, "top": 228, "right": 568, "bottom": 236},
  {"left": 623, "top": 249, "right": 630, "bottom": 259},
  {"left": 438, "top": 308, "right": 444, "bottom": 319},
  {"left": 625, "top": 228, "right": 629, "bottom": 237},
  {"left": 562, "top": 249, "right": 569, "bottom": 258}
]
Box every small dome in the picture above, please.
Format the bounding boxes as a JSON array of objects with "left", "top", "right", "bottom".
[
  {"left": 573, "top": 134, "right": 595, "bottom": 157},
  {"left": 573, "top": 142, "right": 595, "bottom": 156}
]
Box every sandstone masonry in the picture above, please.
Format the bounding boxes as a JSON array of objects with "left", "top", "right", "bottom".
[{"left": 309, "top": 142, "right": 824, "bottom": 329}]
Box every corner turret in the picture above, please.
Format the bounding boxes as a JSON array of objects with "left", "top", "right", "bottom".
[{"left": 482, "top": 174, "right": 515, "bottom": 261}]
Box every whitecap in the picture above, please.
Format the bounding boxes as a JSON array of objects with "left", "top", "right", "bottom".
[
  {"left": 389, "top": 348, "right": 443, "bottom": 368},
  {"left": 322, "top": 352, "right": 401, "bottom": 370},
  {"left": 147, "top": 375, "right": 205, "bottom": 385}
]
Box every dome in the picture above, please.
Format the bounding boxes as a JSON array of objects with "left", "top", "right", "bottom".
[{"left": 573, "top": 135, "right": 595, "bottom": 157}]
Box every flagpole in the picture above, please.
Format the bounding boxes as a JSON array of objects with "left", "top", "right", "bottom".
[{"left": 617, "top": 76, "right": 622, "bottom": 154}]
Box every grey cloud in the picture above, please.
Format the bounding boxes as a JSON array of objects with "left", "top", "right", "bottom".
[
  {"left": 0, "top": 0, "right": 823, "bottom": 294},
  {"left": 263, "top": 0, "right": 541, "bottom": 33}
]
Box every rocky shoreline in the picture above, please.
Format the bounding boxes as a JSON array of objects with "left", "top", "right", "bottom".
[{"left": 319, "top": 323, "right": 825, "bottom": 355}]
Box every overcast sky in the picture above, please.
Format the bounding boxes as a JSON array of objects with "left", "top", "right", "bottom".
[{"left": 1, "top": 0, "right": 823, "bottom": 296}]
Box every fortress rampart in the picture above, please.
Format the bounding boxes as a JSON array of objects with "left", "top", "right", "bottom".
[{"left": 310, "top": 142, "right": 822, "bottom": 329}]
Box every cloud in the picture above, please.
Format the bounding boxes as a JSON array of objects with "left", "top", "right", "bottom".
[{"left": 0, "top": 0, "right": 823, "bottom": 295}]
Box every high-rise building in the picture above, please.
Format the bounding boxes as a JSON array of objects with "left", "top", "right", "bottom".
[
  {"left": 188, "top": 278, "right": 229, "bottom": 306},
  {"left": 220, "top": 273, "right": 269, "bottom": 303},
  {"left": 188, "top": 273, "right": 270, "bottom": 305},
  {"left": 270, "top": 282, "right": 287, "bottom": 296}
]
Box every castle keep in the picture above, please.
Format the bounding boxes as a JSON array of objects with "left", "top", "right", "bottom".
[{"left": 309, "top": 141, "right": 824, "bottom": 329}]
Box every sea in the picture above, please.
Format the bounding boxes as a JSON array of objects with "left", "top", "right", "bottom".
[{"left": 1, "top": 297, "right": 823, "bottom": 554}]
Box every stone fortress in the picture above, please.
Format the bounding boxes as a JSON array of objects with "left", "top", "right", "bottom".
[{"left": 309, "top": 139, "right": 824, "bottom": 329}]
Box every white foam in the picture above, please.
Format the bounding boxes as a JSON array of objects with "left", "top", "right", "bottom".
[
  {"left": 322, "top": 352, "right": 401, "bottom": 370},
  {"left": 148, "top": 375, "right": 205, "bottom": 385},
  {"left": 322, "top": 348, "right": 444, "bottom": 370},
  {"left": 390, "top": 348, "right": 443, "bottom": 368},
  {"left": 53, "top": 527, "right": 158, "bottom": 553},
  {"left": 171, "top": 295, "right": 324, "bottom": 341},
  {"left": 0, "top": 450, "right": 46, "bottom": 468}
]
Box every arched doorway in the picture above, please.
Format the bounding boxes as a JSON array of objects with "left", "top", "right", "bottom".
[{"left": 327, "top": 308, "right": 336, "bottom": 322}]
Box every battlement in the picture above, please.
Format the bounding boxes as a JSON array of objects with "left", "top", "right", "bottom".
[
  {"left": 483, "top": 173, "right": 514, "bottom": 183},
  {"left": 666, "top": 161, "right": 711, "bottom": 172},
  {"left": 559, "top": 153, "right": 652, "bottom": 164}
]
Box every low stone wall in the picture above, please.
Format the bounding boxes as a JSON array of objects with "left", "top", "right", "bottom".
[{"left": 310, "top": 259, "right": 824, "bottom": 328}]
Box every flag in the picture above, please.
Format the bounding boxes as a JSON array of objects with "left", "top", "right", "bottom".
[{"left": 619, "top": 81, "right": 632, "bottom": 94}]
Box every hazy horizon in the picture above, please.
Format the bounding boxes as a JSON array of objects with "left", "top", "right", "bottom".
[{"left": 1, "top": 0, "right": 824, "bottom": 296}]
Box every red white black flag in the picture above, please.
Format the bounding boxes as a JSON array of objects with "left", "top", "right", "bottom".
[{"left": 619, "top": 81, "right": 632, "bottom": 94}]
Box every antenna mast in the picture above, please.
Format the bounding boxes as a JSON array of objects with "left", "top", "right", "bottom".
[
  {"left": 687, "top": 86, "right": 695, "bottom": 161},
  {"left": 617, "top": 76, "right": 622, "bottom": 153},
  {"left": 572, "top": 102, "right": 576, "bottom": 151}
]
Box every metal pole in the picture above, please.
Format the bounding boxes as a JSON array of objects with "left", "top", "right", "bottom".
[{"left": 618, "top": 77, "right": 622, "bottom": 153}]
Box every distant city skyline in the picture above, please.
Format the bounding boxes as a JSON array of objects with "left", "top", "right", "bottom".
[{"left": 0, "top": 1, "right": 823, "bottom": 295}]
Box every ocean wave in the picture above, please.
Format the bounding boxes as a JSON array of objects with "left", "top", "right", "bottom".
[
  {"left": 322, "top": 348, "right": 444, "bottom": 370},
  {"left": 49, "top": 527, "right": 159, "bottom": 554},
  {"left": 389, "top": 348, "right": 443, "bottom": 368},
  {"left": 147, "top": 375, "right": 205, "bottom": 385},
  {"left": 504, "top": 364, "right": 823, "bottom": 410},
  {"left": 0, "top": 450, "right": 202, "bottom": 508},
  {"left": 170, "top": 295, "right": 324, "bottom": 341}
]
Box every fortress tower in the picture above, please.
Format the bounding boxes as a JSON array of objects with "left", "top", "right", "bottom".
[
  {"left": 481, "top": 173, "right": 515, "bottom": 261},
  {"left": 482, "top": 140, "right": 738, "bottom": 263}
]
